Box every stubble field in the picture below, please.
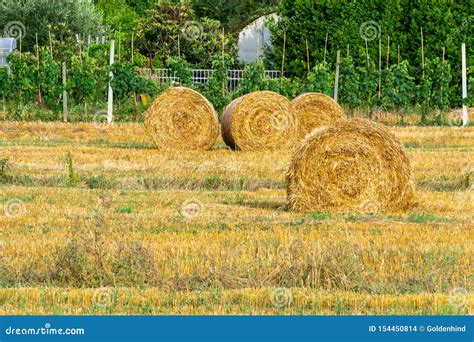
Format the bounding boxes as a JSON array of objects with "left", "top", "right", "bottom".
[{"left": 0, "top": 121, "right": 472, "bottom": 315}]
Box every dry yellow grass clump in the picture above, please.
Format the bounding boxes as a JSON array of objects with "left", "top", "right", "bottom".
[
  {"left": 222, "top": 91, "right": 298, "bottom": 151},
  {"left": 287, "top": 118, "right": 414, "bottom": 213},
  {"left": 291, "top": 92, "right": 346, "bottom": 139},
  {"left": 144, "top": 87, "right": 219, "bottom": 150}
]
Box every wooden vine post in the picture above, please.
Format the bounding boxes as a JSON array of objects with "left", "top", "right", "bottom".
[
  {"left": 35, "top": 32, "right": 43, "bottom": 106},
  {"left": 62, "top": 62, "right": 68, "bottom": 122},
  {"left": 222, "top": 28, "right": 226, "bottom": 96},
  {"left": 131, "top": 32, "right": 140, "bottom": 121},
  {"left": 305, "top": 39, "right": 310, "bottom": 72},
  {"left": 378, "top": 39, "right": 382, "bottom": 98},
  {"left": 2, "top": 95, "right": 6, "bottom": 120},
  {"left": 323, "top": 31, "right": 328, "bottom": 62},
  {"left": 280, "top": 30, "right": 286, "bottom": 89},
  {"left": 334, "top": 50, "right": 340, "bottom": 102},
  {"left": 386, "top": 36, "right": 390, "bottom": 68},
  {"left": 461, "top": 43, "right": 468, "bottom": 126},
  {"left": 398, "top": 45, "right": 400, "bottom": 66},
  {"left": 107, "top": 40, "right": 115, "bottom": 124},
  {"left": 365, "top": 38, "right": 369, "bottom": 68},
  {"left": 420, "top": 27, "right": 425, "bottom": 78},
  {"left": 48, "top": 29, "right": 53, "bottom": 56}
]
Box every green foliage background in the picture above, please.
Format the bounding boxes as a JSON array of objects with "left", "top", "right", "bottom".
[{"left": 266, "top": 0, "right": 473, "bottom": 107}]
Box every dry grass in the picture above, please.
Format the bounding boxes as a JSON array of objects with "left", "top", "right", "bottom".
[
  {"left": 1, "top": 288, "right": 471, "bottom": 315},
  {"left": 0, "top": 121, "right": 473, "bottom": 315}
]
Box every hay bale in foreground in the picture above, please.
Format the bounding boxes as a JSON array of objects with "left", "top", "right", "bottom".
[
  {"left": 291, "top": 92, "right": 346, "bottom": 139},
  {"left": 287, "top": 118, "right": 414, "bottom": 213},
  {"left": 222, "top": 91, "right": 298, "bottom": 151},
  {"left": 144, "top": 87, "right": 219, "bottom": 150}
]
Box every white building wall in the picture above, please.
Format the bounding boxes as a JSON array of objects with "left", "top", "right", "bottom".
[{"left": 238, "top": 13, "right": 280, "bottom": 63}]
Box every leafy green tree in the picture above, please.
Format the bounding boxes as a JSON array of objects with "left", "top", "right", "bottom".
[
  {"left": 339, "top": 56, "right": 360, "bottom": 112},
  {"left": 202, "top": 53, "right": 234, "bottom": 112},
  {"left": 7, "top": 52, "right": 38, "bottom": 110},
  {"left": 110, "top": 62, "right": 157, "bottom": 108},
  {"left": 303, "top": 62, "right": 333, "bottom": 96},
  {"left": 0, "top": 68, "right": 11, "bottom": 113},
  {"left": 267, "top": 0, "right": 473, "bottom": 107},
  {"left": 94, "top": 0, "right": 138, "bottom": 39},
  {"left": 192, "top": 0, "right": 277, "bottom": 32},
  {"left": 266, "top": 77, "right": 303, "bottom": 99},
  {"left": 358, "top": 61, "right": 379, "bottom": 118},
  {"left": 416, "top": 71, "right": 433, "bottom": 124},
  {"left": 68, "top": 56, "right": 100, "bottom": 118},
  {"left": 235, "top": 59, "right": 268, "bottom": 95},
  {"left": 0, "top": 0, "right": 106, "bottom": 53},
  {"left": 166, "top": 57, "right": 193, "bottom": 86},
  {"left": 380, "top": 60, "right": 415, "bottom": 123},
  {"left": 37, "top": 50, "right": 62, "bottom": 111},
  {"left": 135, "top": 2, "right": 236, "bottom": 68},
  {"left": 429, "top": 58, "right": 452, "bottom": 124}
]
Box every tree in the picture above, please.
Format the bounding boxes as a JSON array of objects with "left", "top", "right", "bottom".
[
  {"left": 381, "top": 60, "right": 415, "bottom": 123},
  {"left": 94, "top": 0, "right": 138, "bottom": 39},
  {"left": 339, "top": 56, "right": 360, "bottom": 112},
  {"left": 192, "top": 0, "right": 278, "bottom": 33},
  {"left": 135, "top": 2, "right": 236, "bottom": 68},
  {"left": 266, "top": 0, "right": 473, "bottom": 107},
  {"left": 303, "top": 62, "right": 333, "bottom": 96},
  {"left": 0, "top": 0, "right": 106, "bottom": 53}
]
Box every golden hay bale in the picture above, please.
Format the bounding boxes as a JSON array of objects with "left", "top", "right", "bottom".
[
  {"left": 291, "top": 92, "right": 346, "bottom": 139},
  {"left": 287, "top": 118, "right": 414, "bottom": 213},
  {"left": 144, "top": 87, "right": 219, "bottom": 150},
  {"left": 222, "top": 91, "right": 298, "bottom": 151}
]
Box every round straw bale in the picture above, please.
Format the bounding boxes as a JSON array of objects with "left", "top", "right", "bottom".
[
  {"left": 222, "top": 91, "right": 298, "bottom": 151},
  {"left": 287, "top": 118, "right": 414, "bottom": 213},
  {"left": 144, "top": 87, "right": 219, "bottom": 150},
  {"left": 291, "top": 92, "right": 346, "bottom": 139}
]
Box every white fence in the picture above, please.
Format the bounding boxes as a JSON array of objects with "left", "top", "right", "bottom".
[{"left": 139, "top": 68, "right": 281, "bottom": 90}]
